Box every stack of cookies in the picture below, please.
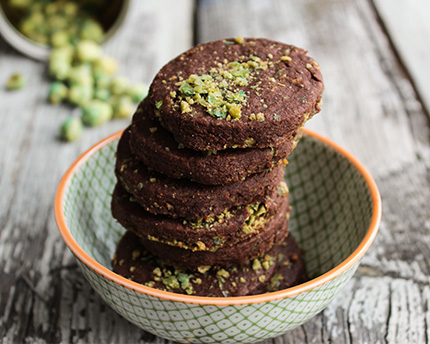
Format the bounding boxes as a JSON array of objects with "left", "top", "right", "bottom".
[{"left": 111, "top": 37, "right": 324, "bottom": 297}]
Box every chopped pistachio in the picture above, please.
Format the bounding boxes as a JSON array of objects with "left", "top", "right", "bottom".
[
  {"left": 234, "top": 35, "right": 245, "bottom": 44},
  {"left": 252, "top": 259, "right": 262, "bottom": 271},
  {"left": 162, "top": 275, "right": 180, "bottom": 290},
  {"left": 197, "top": 265, "right": 211, "bottom": 274},
  {"left": 216, "top": 269, "right": 230, "bottom": 280},
  {"left": 153, "top": 267, "right": 162, "bottom": 277},
  {"left": 131, "top": 250, "right": 140, "bottom": 259}
]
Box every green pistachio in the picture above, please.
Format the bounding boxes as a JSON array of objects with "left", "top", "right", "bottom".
[
  {"left": 76, "top": 40, "right": 102, "bottom": 62},
  {"left": 6, "top": 73, "right": 26, "bottom": 90},
  {"left": 60, "top": 116, "right": 83, "bottom": 142},
  {"left": 8, "top": 0, "right": 32, "bottom": 10},
  {"left": 48, "top": 82, "right": 68, "bottom": 104},
  {"left": 127, "top": 83, "right": 149, "bottom": 103},
  {"left": 110, "top": 76, "right": 129, "bottom": 95},
  {"left": 61, "top": 2, "right": 79, "bottom": 17},
  {"left": 45, "top": 3, "right": 60, "bottom": 16},
  {"left": 111, "top": 95, "right": 135, "bottom": 119},
  {"left": 49, "top": 61, "right": 71, "bottom": 81},
  {"left": 47, "top": 14, "right": 69, "bottom": 31},
  {"left": 50, "top": 45, "right": 74, "bottom": 63},
  {"left": 68, "top": 84, "right": 93, "bottom": 106},
  {"left": 93, "top": 56, "right": 118, "bottom": 75},
  {"left": 94, "top": 74, "right": 112, "bottom": 89},
  {"left": 50, "top": 31, "right": 70, "bottom": 47},
  {"left": 81, "top": 100, "right": 113, "bottom": 126},
  {"left": 79, "top": 19, "right": 104, "bottom": 43},
  {"left": 67, "top": 65, "right": 93, "bottom": 86},
  {"left": 94, "top": 88, "right": 111, "bottom": 101}
]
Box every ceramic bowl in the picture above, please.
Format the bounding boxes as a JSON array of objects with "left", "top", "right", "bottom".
[{"left": 54, "top": 128, "right": 381, "bottom": 344}]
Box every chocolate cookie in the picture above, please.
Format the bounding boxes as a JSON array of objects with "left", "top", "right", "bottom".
[
  {"left": 112, "top": 231, "right": 307, "bottom": 297},
  {"left": 129, "top": 98, "right": 295, "bottom": 185},
  {"left": 115, "top": 128, "right": 285, "bottom": 220},
  {"left": 149, "top": 37, "right": 323, "bottom": 151},
  {"left": 111, "top": 181, "right": 289, "bottom": 253},
  {"left": 139, "top": 198, "right": 289, "bottom": 269}
]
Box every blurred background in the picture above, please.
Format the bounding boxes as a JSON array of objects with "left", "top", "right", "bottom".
[{"left": 0, "top": 0, "right": 429, "bottom": 343}]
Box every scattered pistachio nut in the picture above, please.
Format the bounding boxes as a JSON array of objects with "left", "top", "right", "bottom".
[
  {"left": 68, "top": 84, "right": 93, "bottom": 106},
  {"left": 60, "top": 116, "right": 83, "bottom": 142},
  {"left": 127, "top": 83, "right": 149, "bottom": 103},
  {"left": 76, "top": 40, "right": 102, "bottom": 62},
  {"left": 48, "top": 82, "right": 68, "bottom": 104},
  {"left": 111, "top": 95, "right": 135, "bottom": 119},
  {"left": 6, "top": 73, "right": 26, "bottom": 90},
  {"left": 81, "top": 99, "right": 113, "bottom": 126}
]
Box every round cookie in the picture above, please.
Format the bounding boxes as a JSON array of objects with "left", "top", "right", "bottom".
[
  {"left": 139, "top": 198, "right": 289, "bottom": 269},
  {"left": 111, "top": 181, "right": 289, "bottom": 253},
  {"left": 129, "top": 98, "right": 295, "bottom": 185},
  {"left": 115, "top": 128, "right": 285, "bottom": 220},
  {"left": 112, "top": 231, "right": 307, "bottom": 297},
  {"left": 149, "top": 37, "right": 324, "bottom": 151}
]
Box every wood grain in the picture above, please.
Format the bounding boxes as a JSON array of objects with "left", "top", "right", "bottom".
[
  {"left": 1, "top": 0, "right": 429, "bottom": 342},
  {"left": 0, "top": 0, "right": 193, "bottom": 342},
  {"left": 197, "top": 0, "right": 430, "bottom": 343}
]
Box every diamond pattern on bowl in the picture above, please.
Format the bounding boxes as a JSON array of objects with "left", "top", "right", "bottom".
[{"left": 61, "top": 133, "right": 375, "bottom": 344}]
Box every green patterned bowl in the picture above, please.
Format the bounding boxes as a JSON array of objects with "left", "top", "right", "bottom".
[{"left": 54, "top": 128, "right": 381, "bottom": 344}]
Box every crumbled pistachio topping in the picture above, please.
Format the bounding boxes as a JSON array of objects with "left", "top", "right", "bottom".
[
  {"left": 132, "top": 250, "right": 140, "bottom": 259},
  {"left": 216, "top": 269, "right": 230, "bottom": 280},
  {"left": 189, "top": 208, "right": 234, "bottom": 229},
  {"left": 162, "top": 275, "right": 180, "bottom": 290},
  {"left": 234, "top": 35, "right": 245, "bottom": 44},
  {"left": 269, "top": 273, "right": 284, "bottom": 290},
  {"left": 242, "top": 203, "right": 268, "bottom": 234},
  {"left": 252, "top": 259, "right": 262, "bottom": 271},
  {"left": 174, "top": 56, "right": 270, "bottom": 120},
  {"left": 277, "top": 181, "right": 289, "bottom": 197},
  {"left": 198, "top": 265, "right": 211, "bottom": 274}
]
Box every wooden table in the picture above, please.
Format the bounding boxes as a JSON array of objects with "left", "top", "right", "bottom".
[{"left": 1, "top": 0, "right": 429, "bottom": 342}]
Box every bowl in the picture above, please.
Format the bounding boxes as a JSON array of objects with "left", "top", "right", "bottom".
[
  {"left": 54, "top": 128, "right": 381, "bottom": 344},
  {"left": 0, "top": 0, "right": 129, "bottom": 60}
]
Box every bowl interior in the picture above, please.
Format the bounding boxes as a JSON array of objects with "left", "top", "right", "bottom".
[{"left": 61, "top": 132, "right": 374, "bottom": 282}]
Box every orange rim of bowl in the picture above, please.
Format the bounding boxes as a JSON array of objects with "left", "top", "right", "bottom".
[{"left": 54, "top": 128, "right": 381, "bottom": 306}]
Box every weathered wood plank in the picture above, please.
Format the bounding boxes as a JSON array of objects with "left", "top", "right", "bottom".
[
  {"left": 1, "top": 0, "right": 430, "bottom": 342},
  {"left": 0, "top": 0, "right": 193, "bottom": 342},
  {"left": 372, "top": 0, "right": 430, "bottom": 117},
  {"left": 197, "top": 0, "right": 430, "bottom": 343}
]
